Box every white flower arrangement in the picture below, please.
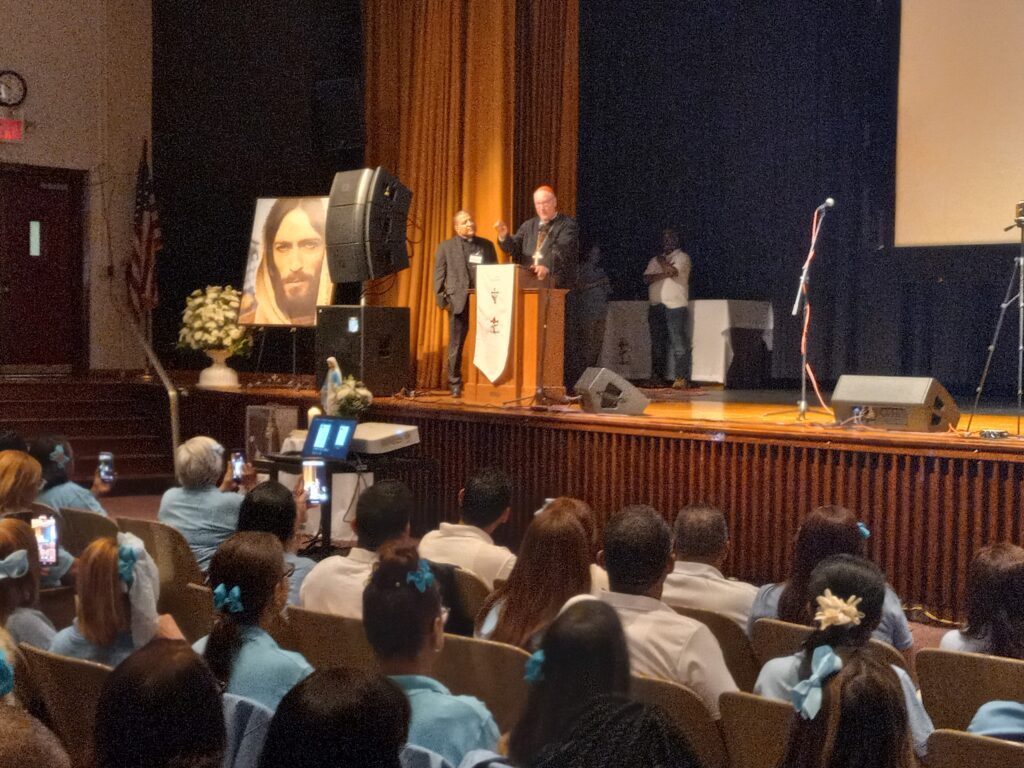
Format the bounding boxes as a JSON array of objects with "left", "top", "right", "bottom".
[
  {"left": 813, "top": 589, "right": 864, "bottom": 630},
  {"left": 177, "top": 285, "right": 252, "bottom": 357}
]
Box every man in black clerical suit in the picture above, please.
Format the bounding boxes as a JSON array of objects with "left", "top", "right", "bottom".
[
  {"left": 433, "top": 210, "right": 498, "bottom": 397},
  {"left": 493, "top": 185, "right": 579, "bottom": 290}
]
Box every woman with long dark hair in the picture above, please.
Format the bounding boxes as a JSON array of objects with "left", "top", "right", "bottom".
[
  {"left": 476, "top": 505, "right": 591, "bottom": 650},
  {"left": 941, "top": 543, "right": 1024, "bottom": 659},
  {"left": 755, "top": 554, "right": 933, "bottom": 759},
  {"left": 508, "top": 600, "right": 631, "bottom": 766},
  {"left": 363, "top": 542, "right": 498, "bottom": 766},
  {"left": 195, "top": 532, "right": 312, "bottom": 710},
  {"left": 747, "top": 505, "right": 913, "bottom": 655}
]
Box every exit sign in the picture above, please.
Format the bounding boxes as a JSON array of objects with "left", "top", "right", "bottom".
[{"left": 0, "top": 117, "right": 24, "bottom": 142}]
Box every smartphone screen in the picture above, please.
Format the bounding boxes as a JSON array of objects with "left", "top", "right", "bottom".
[
  {"left": 31, "top": 516, "right": 58, "bottom": 566},
  {"left": 98, "top": 451, "right": 115, "bottom": 484},
  {"left": 302, "top": 460, "right": 327, "bottom": 505},
  {"left": 230, "top": 451, "right": 245, "bottom": 482}
]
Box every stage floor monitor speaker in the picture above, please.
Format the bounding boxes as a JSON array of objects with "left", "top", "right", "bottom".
[
  {"left": 831, "top": 375, "right": 960, "bottom": 433},
  {"left": 315, "top": 306, "right": 410, "bottom": 397},
  {"left": 575, "top": 367, "right": 650, "bottom": 416}
]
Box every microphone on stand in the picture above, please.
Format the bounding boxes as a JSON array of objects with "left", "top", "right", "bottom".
[{"left": 816, "top": 197, "right": 835, "bottom": 212}]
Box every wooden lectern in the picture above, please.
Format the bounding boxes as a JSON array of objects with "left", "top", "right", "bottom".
[{"left": 463, "top": 266, "right": 566, "bottom": 404}]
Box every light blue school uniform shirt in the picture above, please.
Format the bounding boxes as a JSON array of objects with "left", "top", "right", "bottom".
[
  {"left": 49, "top": 620, "right": 136, "bottom": 667},
  {"left": 747, "top": 582, "right": 914, "bottom": 650},
  {"left": 5, "top": 607, "right": 55, "bottom": 649},
  {"left": 284, "top": 551, "right": 315, "bottom": 607},
  {"left": 193, "top": 625, "right": 312, "bottom": 711},
  {"left": 37, "top": 481, "right": 107, "bottom": 516},
  {"left": 755, "top": 650, "right": 933, "bottom": 757},
  {"left": 158, "top": 486, "right": 243, "bottom": 570},
  {"left": 390, "top": 675, "right": 500, "bottom": 768}
]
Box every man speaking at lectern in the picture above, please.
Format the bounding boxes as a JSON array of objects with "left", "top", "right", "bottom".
[
  {"left": 434, "top": 210, "right": 498, "bottom": 398},
  {"left": 494, "top": 185, "right": 579, "bottom": 289}
]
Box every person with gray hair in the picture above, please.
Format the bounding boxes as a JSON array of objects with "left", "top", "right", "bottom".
[
  {"left": 158, "top": 436, "right": 255, "bottom": 570},
  {"left": 661, "top": 504, "right": 758, "bottom": 630}
]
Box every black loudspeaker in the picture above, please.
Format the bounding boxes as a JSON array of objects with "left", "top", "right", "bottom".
[
  {"left": 312, "top": 78, "right": 365, "bottom": 153},
  {"left": 831, "top": 375, "right": 960, "bottom": 433},
  {"left": 315, "top": 306, "right": 410, "bottom": 396},
  {"left": 325, "top": 167, "right": 412, "bottom": 283},
  {"left": 574, "top": 367, "right": 650, "bottom": 416}
]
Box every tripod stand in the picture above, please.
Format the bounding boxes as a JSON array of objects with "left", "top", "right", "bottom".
[{"left": 966, "top": 209, "right": 1024, "bottom": 436}]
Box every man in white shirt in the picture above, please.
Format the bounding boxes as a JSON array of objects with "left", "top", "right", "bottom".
[
  {"left": 299, "top": 479, "right": 412, "bottom": 618},
  {"left": 418, "top": 467, "right": 517, "bottom": 589},
  {"left": 644, "top": 228, "right": 692, "bottom": 388},
  {"left": 661, "top": 504, "right": 758, "bottom": 630},
  {"left": 566, "top": 505, "right": 737, "bottom": 717}
]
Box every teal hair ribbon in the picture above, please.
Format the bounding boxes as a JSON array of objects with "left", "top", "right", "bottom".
[
  {"left": 791, "top": 644, "right": 843, "bottom": 720},
  {"left": 525, "top": 650, "right": 545, "bottom": 683},
  {"left": 857, "top": 522, "right": 871, "bottom": 539},
  {"left": 117, "top": 545, "right": 138, "bottom": 585},
  {"left": 213, "top": 583, "right": 244, "bottom": 614},
  {"left": 0, "top": 550, "right": 28, "bottom": 580},
  {"left": 406, "top": 560, "right": 435, "bottom": 593},
  {"left": 0, "top": 649, "right": 12, "bottom": 697}
]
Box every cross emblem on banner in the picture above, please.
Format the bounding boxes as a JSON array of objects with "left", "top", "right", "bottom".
[
  {"left": 490, "top": 287, "right": 499, "bottom": 303},
  {"left": 490, "top": 317, "right": 500, "bottom": 334}
]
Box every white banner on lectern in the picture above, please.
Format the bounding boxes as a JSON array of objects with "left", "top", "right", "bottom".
[{"left": 473, "top": 264, "right": 515, "bottom": 383}]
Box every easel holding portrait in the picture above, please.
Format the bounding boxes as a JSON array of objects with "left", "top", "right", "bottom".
[{"left": 238, "top": 196, "right": 335, "bottom": 384}]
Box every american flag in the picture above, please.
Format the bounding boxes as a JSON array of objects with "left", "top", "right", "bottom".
[{"left": 127, "top": 140, "right": 162, "bottom": 320}]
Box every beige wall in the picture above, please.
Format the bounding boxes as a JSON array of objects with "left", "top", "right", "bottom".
[{"left": 0, "top": 0, "right": 151, "bottom": 368}]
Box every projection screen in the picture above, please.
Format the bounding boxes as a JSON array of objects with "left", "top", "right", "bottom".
[{"left": 895, "top": 0, "right": 1024, "bottom": 247}]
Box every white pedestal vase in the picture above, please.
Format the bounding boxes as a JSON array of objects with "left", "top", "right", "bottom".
[{"left": 198, "top": 349, "right": 239, "bottom": 389}]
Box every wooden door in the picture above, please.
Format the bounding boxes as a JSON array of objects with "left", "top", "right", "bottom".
[{"left": 0, "top": 165, "right": 86, "bottom": 372}]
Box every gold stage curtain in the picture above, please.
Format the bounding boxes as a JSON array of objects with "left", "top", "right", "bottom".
[{"left": 363, "top": 0, "right": 579, "bottom": 390}]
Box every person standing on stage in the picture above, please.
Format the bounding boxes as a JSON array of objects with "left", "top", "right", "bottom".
[
  {"left": 494, "top": 185, "right": 579, "bottom": 289},
  {"left": 433, "top": 210, "right": 498, "bottom": 398},
  {"left": 644, "top": 228, "right": 692, "bottom": 388}
]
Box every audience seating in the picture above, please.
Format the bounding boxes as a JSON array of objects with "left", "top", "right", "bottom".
[
  {"left": 58, "top": 506, "right": 119, "bottom": 556},
  {"left": 750, "top": 617, "right": 907, "bottom": 671},
  {"left": 453, "top": 567, "right": 491, "bottom": 626},
  {"left": 719, "top": 691, "right": 793, "bottom": 768},
  {"left": 918, "top": 648, "right": 1024, "bottom": 730},
  {"left": 926, "top": 728, "right": 1024, "bottom": 768},
  {"left": 116, "top": 517, "right": 204, "bottom": 620},
  {"left": 280, "top": 607, "right": 379, "bottom": 672},
  {"left": 434, "top": 633, "right": 531, "bottom": 734},
  {"left": 20, "top": 643, "right": 111, "bottom": 766},
  {"left": 38, "top": 586, "right": 77, "bottom": 631},
  {"left": 176, "top": 583, "right": 215, "bottom": 643},
  {"left": 631, "top": 674, "right": 728, "bottom": 768},
  {"left": 672, "top": 605, "right": 760, "bottom": 691}
]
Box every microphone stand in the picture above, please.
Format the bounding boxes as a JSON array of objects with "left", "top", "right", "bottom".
[
  {"left": 966, "top": 212, "right": 1024, "bottom": 435},
  {"left": 765, "top": 203, "right": 833, "bottom": 422}
]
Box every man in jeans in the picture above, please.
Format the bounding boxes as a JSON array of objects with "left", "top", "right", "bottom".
[{"left": 644, "top": 229, "right": 692, "bottom": 388}]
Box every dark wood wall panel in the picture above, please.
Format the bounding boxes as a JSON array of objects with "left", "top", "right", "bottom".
[{"left": 368, "top": 402, "right": 1024, "bottom": 621}]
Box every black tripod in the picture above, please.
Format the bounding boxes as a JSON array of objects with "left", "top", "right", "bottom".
[{"left": 966, "top": 207, "right": 1024, "bottom": 435}]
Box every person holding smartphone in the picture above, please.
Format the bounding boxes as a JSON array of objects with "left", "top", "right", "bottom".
[
  {"left": 0, "top": 518, "right": 56, "bottom": 649},
  {"left": 158, "top": 437, "right": 258, "bottom": 571},
  {"left": 28, "top": 435, "right": 109, "bottom": 516}
]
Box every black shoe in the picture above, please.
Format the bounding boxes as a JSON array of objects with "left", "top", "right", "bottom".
[{"left": 450, "top": 384, "right": 463, "bottom": 398}]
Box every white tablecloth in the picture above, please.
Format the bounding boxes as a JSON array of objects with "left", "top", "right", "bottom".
[
  {"left": 597, "top": 299, "right": 773, "bottom": 384},
  {"left": 689, "top": 300, "right": 774, "bottom": 384}
]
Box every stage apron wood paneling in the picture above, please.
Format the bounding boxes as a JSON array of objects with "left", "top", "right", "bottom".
[{"left": 178, "top": 379, "right": 1024, "bottom": 622}]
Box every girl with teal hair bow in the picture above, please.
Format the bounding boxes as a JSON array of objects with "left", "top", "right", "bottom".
[{"left": 0, "top": 518, "right": 56, "bottom": 650}]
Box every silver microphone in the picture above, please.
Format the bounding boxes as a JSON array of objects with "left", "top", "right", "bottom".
[{"left": 817, "top": 197, "right": 835, "bottom": 211}]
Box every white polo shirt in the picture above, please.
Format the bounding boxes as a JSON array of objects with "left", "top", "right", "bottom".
[
  {"left": 299, "top": 547, "right": 378, "bottom": 619},
  {"left": 644, "top": 249, "right": 691, "bottom": 308},
  {"left": 661, "top": 561, "right": 759, "bottom": 630},
  {"left": 418, "top": 523, "right": 517, "bottom": 589},
  {"left": 564, "top": 590, "right": 737, "bottom": 717}
]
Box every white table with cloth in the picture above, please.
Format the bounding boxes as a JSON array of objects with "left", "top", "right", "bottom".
[{"left": 598, "top": 299, "right": 773, "bottom": 385}]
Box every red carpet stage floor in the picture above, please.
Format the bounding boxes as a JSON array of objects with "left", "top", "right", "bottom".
[{"left": 182, "top": 380, "right": 1024, "bottom": 622}]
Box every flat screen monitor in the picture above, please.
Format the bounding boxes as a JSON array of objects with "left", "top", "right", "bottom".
[{"left": 302, "top": 416, "right": 358, "bottom": 460}]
